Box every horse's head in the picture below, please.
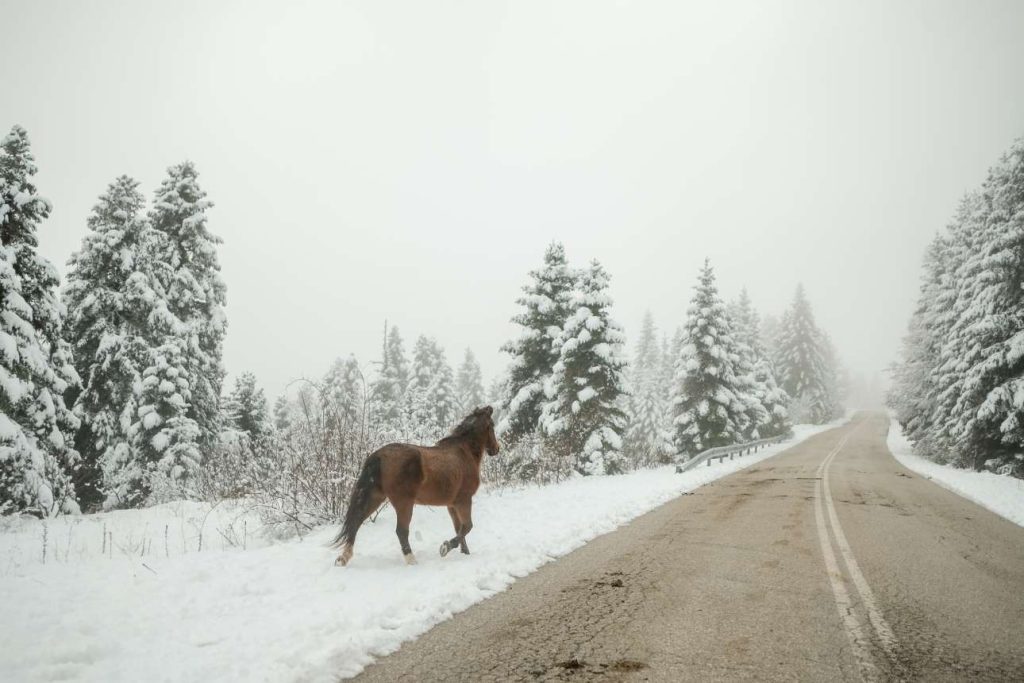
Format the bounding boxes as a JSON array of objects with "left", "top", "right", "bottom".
[
  {"left": 447, "top": 406, "right": 501, "bottom": 457},
  {"left": 479, "top": 405, "right": 500, "bottom": 456}
]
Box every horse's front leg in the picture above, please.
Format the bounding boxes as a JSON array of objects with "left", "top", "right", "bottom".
[
  {"left": 440, "top": 506, "right": 462, "bottom": 558},
  {"left": 454, "top": 501, "right": 472, "bottom": 555}
]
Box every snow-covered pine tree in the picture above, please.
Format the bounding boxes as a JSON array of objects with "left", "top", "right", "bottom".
[
  {"left": 540, "top": 260, "right": 628, "bottom": 475},
  {"left": 888, "top": 236, "right": 948, "bottom": 445},
  {"left": 272, "top": 395, "right": 293, "bottom": 432},
  {"left": 146, "top": 161, "right": 227, "bottom": 458},
  {"left": 760, "top": 312, "right": 784, "bottom": 381},
  {"left": 671, "top": 260, "right": 747, "bottom": 456},
  {"left": 0, "top": 126, "right": 81, "bottom": 515},
  {"left": 821, "top": 332, "right": 845, "bottom": 416},
  {"left": 624, "top": 311, "right": 674, "bottom": 465},
  {"left": 729, "top": 289, "right": 790, "bottom": 438},
  {"left": 405, "top": 336, "right": 459, "bottom": 437},
  {"left": 499, "top": 242, "right": 576, "bottom": 443},
  {"left": 939, "top": 139, "right": 1024, "bottom": 472},
  {"left": 320, "top": 356, "right": 364, "bottom": 433},
  {"left": 224, "top": 372, "right": 270, "bottom": 441},
  {"left": 370, "top": 322, "right": 409, "bottom": 429},
  {"left": 925, "top": 192, "right": 988, "bottom": 462},
  {"left": 455, "top": 348, "right": 485, "bottom": 412},
  {"left": 775, "top": 284, "right": 839, "bottom": 424},
  {"left": 662, "top": 329, "right": 682, "bottom": 402},
  {"left": 431, "top": 350, "right": 459, "bottom": 429},
  {"left": 64, "top": 175, "right": 160, "bottom": 510},
  {"left": 725, "top": 291, "right": 768, "bottom": 440}
]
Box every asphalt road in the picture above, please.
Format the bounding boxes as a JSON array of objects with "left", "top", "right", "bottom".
[{"left": 353, "top": 413, "right": 1024, "bottom": 682}]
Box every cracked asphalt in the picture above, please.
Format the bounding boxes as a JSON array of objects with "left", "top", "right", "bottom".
[{"left": 353, "top": 413, "right": 1024, "bottom": 681}]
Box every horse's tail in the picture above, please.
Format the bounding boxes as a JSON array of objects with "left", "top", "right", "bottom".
[{"left": 330, "top": 453, "right": 382, "bottom": 549}]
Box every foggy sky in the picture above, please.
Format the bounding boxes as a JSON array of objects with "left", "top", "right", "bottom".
[{"left": 2, "top": 0, "right": 1023, "bottom": 402}]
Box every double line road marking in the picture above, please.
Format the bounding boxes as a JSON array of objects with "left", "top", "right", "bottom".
[{"left": 813, "top": 424, "right": 898, "bottom": 681}]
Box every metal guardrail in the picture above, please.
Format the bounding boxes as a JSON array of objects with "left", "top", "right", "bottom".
[{"left": 674, "top": 434, "right": 790, "bottom": 473}]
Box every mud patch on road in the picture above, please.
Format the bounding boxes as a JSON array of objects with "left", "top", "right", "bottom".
[{"left": 549, "top": 657, "right": 648, "bottom": 676}]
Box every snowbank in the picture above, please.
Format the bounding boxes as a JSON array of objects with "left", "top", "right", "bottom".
[
  {"left": 0, "top": 422, "right": 840, "bottom": 682},
  {"left": 887, "top": 418, "right": 1024, "bottom": 528}
]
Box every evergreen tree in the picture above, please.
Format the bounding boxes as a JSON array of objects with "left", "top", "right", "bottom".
[
  {"left": 224, "top": 372, "right": 270, "bottom": 441},
  {"left": 64, "top": 175, "right": 159, "bottom": 509},
  {"left": 624, "top": 311, "right": 674, "bottom": 464},
  {"left": 0, "top": 126, "right": 81, "bottom": 515},
  {"left": 671, "top": 261, "right": 747, "bottom": 456},
  {"left": 776, "top": 285, "right": 839, "bottom": 424},
  {"left": 934, "top": 140, "right": 1024, "bottom": 470},
  {"left": 272, "top": 395, "right": 293, "bottom": 432},
  {"left": 431, "top": 351, "right": 459, "bottom": 429},
  {"left": 729, "top": 289, "right": 790, "bottom": 438},
  {"left": 455, "top": 348, "right": 485, "bottom": 411},
  {"left": 370, "top": 322, "right": 409, "bottom": 428},
  {"left": 320, "top": 356, "right": 364, "bottom": 432},
  {"left": 406, "top": 336, "right": 459, "bottom": 436},
  {"left": 499, "top": 242, "right": 576, "bottom": 443},
  {"left": 540, "top": 260, "right": 628, "bottom": 475},
  {"left": 146, "top": 161, "right": 227, "bottom": 458}
]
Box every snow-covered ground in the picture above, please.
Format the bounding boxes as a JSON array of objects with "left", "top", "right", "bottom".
[
  {"left": 887, "top": 418, "right": 1024, "bottom": 528},
  {"left": 1, "top": 422, "right": 841, "bottom": 682}
]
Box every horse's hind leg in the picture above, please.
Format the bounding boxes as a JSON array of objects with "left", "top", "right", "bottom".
[
  {"left": 392, "top": 498, "right": 417, "bottom": 565},
  {"left": 335, "top": 491, "right": 384, "bottom": 567}
]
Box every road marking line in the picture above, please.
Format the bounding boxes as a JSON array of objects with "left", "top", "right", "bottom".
[
  {"left": 814, "top": 429, "right": 880, "bottom": 681},
  {"left": 814, "top": 422, "right": 901, "bottom": 680},
  {"left": 821, "top": 436, "right": 899, "bottom": 664}
]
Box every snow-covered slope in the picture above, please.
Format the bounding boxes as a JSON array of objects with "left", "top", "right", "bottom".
[
  {"left": 0, "top": 422, "right": 840, "bottom": 682},
  {"left": 887, "top": 418, "right": 1024, "bottom": 528}
]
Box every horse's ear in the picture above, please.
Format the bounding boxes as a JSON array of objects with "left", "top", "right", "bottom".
[{"left": 484, "top": 405, "right": 493, "bottom": 416}]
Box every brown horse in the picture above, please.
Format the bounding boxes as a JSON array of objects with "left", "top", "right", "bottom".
[{"left": 332, "top": 406, "right": 500, "bottom": 566}]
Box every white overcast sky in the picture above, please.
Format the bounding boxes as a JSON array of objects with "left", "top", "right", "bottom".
[{"left": 2, "top": 0, "right": 1023, "bottom": 401}]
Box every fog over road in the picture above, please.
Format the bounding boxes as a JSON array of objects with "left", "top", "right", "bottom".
[{"left": 354, "top": 413, "right": 1024, "bottom": 681}]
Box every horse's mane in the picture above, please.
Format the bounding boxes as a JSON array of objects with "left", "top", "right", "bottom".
[{"left": 437, "top": 407, "right": 491, "bottom": 445}]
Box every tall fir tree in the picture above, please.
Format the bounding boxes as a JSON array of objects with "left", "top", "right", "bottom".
[
  {"left": 370, "top": 322, "right": 409, "bottom": 428},
  {"left": 729, "top": 289, "right": 790, "bottom": 438},
  {"left": 929, "top": 140, "right": 1024, "bottom": 470},
  {"left": 0, "top": 126, "right": 81, "bottom": 515},
  {"left": 775, "top": 284, "right": 839, "bottom": 424},
  {"left": 64, "top": 175, "right": 162, "bottom": 509},
  {"left": 671, "top": 260, "right": 747, "bottom": 456},
  {"left": 455, "top": 348, "right": 485, "bottom": 412},
  {"left": 405, "top": 336, "right": 459, "bottom": 437},
  {"left": 540, "top": 260, "right": 629, "bottom": 475},
  {"left": 134, "top": 161, "right": 227, "bottom": 485},
  {"left": 625, "top": 311, "right": 674, "bottom": 464},
  {"left": 499, "top": 242, "right": 576, "bottom": 443}
]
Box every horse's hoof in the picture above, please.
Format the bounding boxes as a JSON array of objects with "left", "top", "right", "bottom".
[
  {"left": 404, "top": 553, "right": 418, "bottom": 566},
  {"left": 439, "top": 541, "right": 451, "bottom": 558},
  {"left": 335, "top": 544, "right": 353, "bottom": 567}
]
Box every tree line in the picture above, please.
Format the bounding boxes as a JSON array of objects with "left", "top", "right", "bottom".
[
  {"left": 0, "top": 124, "right": 845, "bottom": 519},
  {"left": 1, "top": 126, "right": 225, "bottom": 515},
  {"left": 495, "top": 244, "right": 844, "bottom": 476},
  {"left": 889, "top": 136, "right": 1023, "bottom": 477}
]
